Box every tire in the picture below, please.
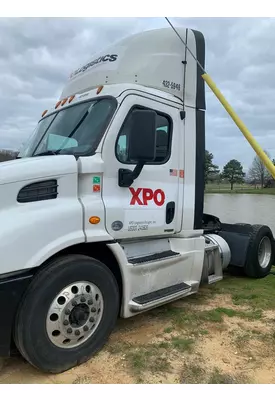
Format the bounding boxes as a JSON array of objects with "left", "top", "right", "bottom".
[
  {"left": 234, "top": 223, "right": 251, "bottom": 227},
  {"left": 14, "top": 254, "right": 120, "bottom": 373},
  {"left": 244, "top": 225, "right": 274, "bottom": 278}
]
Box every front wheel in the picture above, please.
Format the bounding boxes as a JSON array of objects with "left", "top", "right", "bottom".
[{"left": 14, "top": 254, "right": 119, "bottom": 373}]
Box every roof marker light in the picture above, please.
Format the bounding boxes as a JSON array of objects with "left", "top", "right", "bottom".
[
  {"left": 61, "top": 98, "right": 68, "bottom": 106},
  {"left": 55, "top": 101, "right": 61, "bottom": 109},
  {"left": 96, "top": 85, "right": 104, "bottom": 95},
  {"left": 41, "top": 110, "right": 48, "bottom": 117},
  {"left": 68, "top": 95, "right": 75, "bottom": 103}
]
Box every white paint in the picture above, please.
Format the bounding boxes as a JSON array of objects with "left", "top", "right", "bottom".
[
  {"left": 107, "top": 236, "right": 205, "bottom": 318},
  {"left": 121, "top": 238, "right": 171, "bottom": 259},
  {"left": 124, "top": 209, "right": 164, "bottom": 233},
  {"left": 0, "top": 27, "right": 211, "bottom": 321},
  {"left": 60, "top": 28, "right": 199, "bottom": 107},
  {"left": 101, "top": 92, "right": 183, "bottom": 239},
  {"left": 0, "top": 157, "right": 85, "bottom": 274}
]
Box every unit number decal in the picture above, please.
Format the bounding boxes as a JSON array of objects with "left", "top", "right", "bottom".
[
  {"left": 127, "top": 219, "right": 156, "bottom": 232},
  {"left": 124, "top": 209, "right": 164, "bottom": 232},
  {"left": 162, "top": 80, "right": 181, "bottom": 91}
]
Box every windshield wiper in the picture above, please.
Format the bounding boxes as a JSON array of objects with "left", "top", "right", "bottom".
[{"left": 33, "top": 150, "right": 59, "bottom": 157}]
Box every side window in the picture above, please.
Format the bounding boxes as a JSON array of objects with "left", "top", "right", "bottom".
[{"left": 116, "top": 107, "right": 172, "bottom": 164}]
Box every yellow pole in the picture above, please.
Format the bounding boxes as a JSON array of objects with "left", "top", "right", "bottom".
[{"left": 202, "top": 73, "right": 275, "bottom": 180}]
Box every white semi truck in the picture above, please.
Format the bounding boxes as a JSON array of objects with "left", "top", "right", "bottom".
[{"left": 0, "top": 27, "right": 274, "bottom": 373}]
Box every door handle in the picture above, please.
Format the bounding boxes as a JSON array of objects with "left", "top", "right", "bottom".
[{"left": 166, "top": 201, "right": 175, "bottom": 224}]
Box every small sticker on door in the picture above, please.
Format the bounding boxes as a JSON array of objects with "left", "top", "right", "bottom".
[
  {"left": 93, "top": 176, "right": 101, "bottom": 184},
  {"left": 93, "top": 184, "right": 101, "bottom": 192},
  {"left": 169, "top": 169, "right": 178, "bottom": 177},
  {"left": 111, "top": 220, "right": 123, "bottom": 231}
]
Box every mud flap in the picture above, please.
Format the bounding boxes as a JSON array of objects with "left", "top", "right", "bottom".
[
  {"left": 0, "top": 270, "right": 33, "bottom": 356},
  {"left": 218, "top": 223, "right": 252, "bottom": 268}
]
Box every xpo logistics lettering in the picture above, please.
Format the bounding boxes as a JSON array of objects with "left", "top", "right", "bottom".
[
  {"left": 130, "top": 188, "right": 165, "bottom": 206},
  {"left": 0, "top": 26, "right": 274, "bottom": 374}
]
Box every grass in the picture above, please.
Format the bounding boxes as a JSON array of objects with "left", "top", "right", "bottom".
[
  {"left": 208, "top": 368, "right": 247, "bottom": 384},
  {"left": 181, "top": 364, "right": 206, "bottom": 384},
  {"left": 233, "top": 327, "right": 275, "bottom": 349},
  {"left": 208, "top": 272, "right": 275, "bottom": 310},
  {"left": 180, "top": 364, "right": 248, "bottom": 384},
  {"left": 170, "top": 337, "right": 194, "bottom": 352},
  {"left": 205, "top": 183, "right": 275, "bottom": 195},
  {"left": 126, "top": 347, "right": 171, "bottom": 376},
  {"left": 108, "top": 335, "right": 195, "bottom": 380},
  {"left": 150, "top": 303, "right": 263, "bottom": 331},
  {"left": 163, "top": 326, "right": 174, "bottom": 334},
  {"left": 106, "top": 272, "right": 275, "bottom": 383},
  {"left": 109, "top": 342, "right": 172, "bottom": 380}
]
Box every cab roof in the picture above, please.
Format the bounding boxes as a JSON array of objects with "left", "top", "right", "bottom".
[{"left": 60, "top": 27, "right": 206, "bottom": 110}]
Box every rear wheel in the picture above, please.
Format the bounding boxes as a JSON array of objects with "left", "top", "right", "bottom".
[
  {"left": 244, "top": 225, "right": 274, "bottom": 278},
  {"left": 14, "top": 254, "right": 119, "bottom": 373}
]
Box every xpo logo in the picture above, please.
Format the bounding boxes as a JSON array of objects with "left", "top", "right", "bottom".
[{"left": 129, "top": 188, "right": 165, "bottom": 206}]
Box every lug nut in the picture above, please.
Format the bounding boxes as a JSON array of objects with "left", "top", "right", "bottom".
[
  {"left": 80, "top": 296, "right": 86, "bottom": 303},
  {"left": 65, "top": 309, "right": 71, "bottom": 315},
  {"left": 67, "top": 328, "right": 72, "bottom": 334},
  {"left": 75, "top": 330, "right": 80, "bottom": 336},
  {"left": 63, "top": 320, "right": 69, "bottom": 326},
  {"left": 83, "top": 325, "right": 89, "bottom": 332},
  {"left": 91, "top": 307, "right": 96, "bottom": 312},
  {"left": 88, "top": 299, "right": 93, "bottom": 305},
  {"left": 89, "top": 317, "right": 95, "bottom": 323},
  {"left": 72, "top": 300, "right": 77, "bottom": 307}
]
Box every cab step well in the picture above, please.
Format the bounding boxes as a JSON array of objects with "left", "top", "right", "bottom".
[{"left": 128, "top": 250, "right": 179, "bottom": 265}]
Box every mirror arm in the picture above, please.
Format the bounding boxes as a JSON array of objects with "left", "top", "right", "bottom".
[
  {"left": 118, "top": 161, "right": 145, "bottom": 188},
  {"left": 132, "top": 161, "right": 145, "bottom": 180}
]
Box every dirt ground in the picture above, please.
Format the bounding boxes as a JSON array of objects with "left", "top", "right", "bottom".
[{"left": 1, "top": 273, "right": 275, "bottom": 384}]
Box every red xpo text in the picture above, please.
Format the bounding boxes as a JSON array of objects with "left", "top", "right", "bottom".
[{"left": 129, "top": 188, "right": 165, "bottom": 206}]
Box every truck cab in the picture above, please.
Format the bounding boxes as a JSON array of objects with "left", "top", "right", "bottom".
[{"left": 0, "top": 27, "right": 273, "bottom": 374}]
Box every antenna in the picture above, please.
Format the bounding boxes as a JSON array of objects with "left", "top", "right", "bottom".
[
  {"left": 164, "top": 17, "right": 275, "bottom": 180},
  {"left": 164, "top": 17, "right": 206, "bottom": 75}
]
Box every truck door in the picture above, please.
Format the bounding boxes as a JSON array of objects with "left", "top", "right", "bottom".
[{"left": 101, "top": 94, "right": 184, "bottom": 239}]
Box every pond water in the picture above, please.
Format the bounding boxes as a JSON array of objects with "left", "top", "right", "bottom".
[{"left": 204, "top": 193, "right": 275, "bottom": 235}]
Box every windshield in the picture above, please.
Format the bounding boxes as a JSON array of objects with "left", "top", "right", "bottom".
[{"left": 19, "top": 97, "right": 117, "bottom": 158}]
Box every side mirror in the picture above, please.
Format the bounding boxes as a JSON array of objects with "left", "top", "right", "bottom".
[{"left": 128, "top": 109, "right": 157, "bottom": 162}]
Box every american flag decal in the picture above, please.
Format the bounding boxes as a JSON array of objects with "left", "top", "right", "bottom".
[{"left": 169, "top": 169, "right": 178, "bottom": 176}]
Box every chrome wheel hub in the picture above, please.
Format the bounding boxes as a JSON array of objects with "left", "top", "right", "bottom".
[
  {"left": 46, "top": 281, "right": 104, "bottom": 349},
  {"left": 258, "top": 236, "right": 272, "bottom": 269}
]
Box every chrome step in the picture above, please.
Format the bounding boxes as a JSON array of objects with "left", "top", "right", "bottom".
[
  {"left": 128, "top": 250, "right": 180, "bottom": 265},
  {"left": 129, "top": 282, "right": 192, "bottom": 312}
]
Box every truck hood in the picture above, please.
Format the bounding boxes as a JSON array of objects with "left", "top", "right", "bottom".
[{"left": 0, "top": 155, "right": 78, "bottom": 186}]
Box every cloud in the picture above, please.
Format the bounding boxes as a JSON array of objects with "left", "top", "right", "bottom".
[{"left": 0, "top": 17, "right": 274, "bottom": 170}]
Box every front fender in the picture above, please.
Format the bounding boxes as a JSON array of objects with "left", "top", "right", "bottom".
[{"left": 0, "top": 173, "right": 85, "bottom": 275}]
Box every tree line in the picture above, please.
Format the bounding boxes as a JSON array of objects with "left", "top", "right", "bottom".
[
  {"left": 0, "top": 149, "right": 18, "bottom": 162},
  {"left": 205, "top": 150, "right": 275, "bottom": 190}
]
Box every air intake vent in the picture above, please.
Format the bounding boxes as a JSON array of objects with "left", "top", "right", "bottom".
[{"left": 17, "top": 180, "right": 58, "bottom": 203}]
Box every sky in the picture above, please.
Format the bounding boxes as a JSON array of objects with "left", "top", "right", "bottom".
[{"left": 0, "top": 17, "right": 275, "bottom": 171}]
